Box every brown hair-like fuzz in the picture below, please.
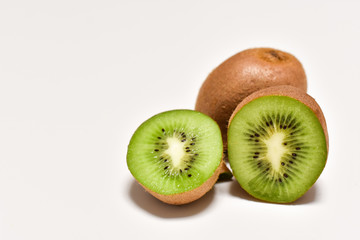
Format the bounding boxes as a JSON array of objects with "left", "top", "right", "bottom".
[
  {"left": 229, "top": 85, "right": 328, "bottom": 152},
  {"left": 195, "top": 48, "right": 307, "bottom": 147},
  {"left": 139, "top": 160, "right": 228, "bottom": 205}
]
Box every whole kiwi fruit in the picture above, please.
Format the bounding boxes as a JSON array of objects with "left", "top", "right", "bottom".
[{"left": 195, "top": 48, "right": 307, "bottom": 148}]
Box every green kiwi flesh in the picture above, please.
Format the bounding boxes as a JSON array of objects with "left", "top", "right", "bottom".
[
  {"left": 228, "top": 96, "right": 327, "bottom": 203},
  {"left": 127, "top": 110, "right": 223, "bottom": 198}
]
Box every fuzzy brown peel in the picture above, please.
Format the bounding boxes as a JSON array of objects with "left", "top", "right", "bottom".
[
  {"left": 139, "top": 160, "right": 228, "bottom": 205},
  {"left": 195, "top": 48, "right": 307, "bottom": 147}
]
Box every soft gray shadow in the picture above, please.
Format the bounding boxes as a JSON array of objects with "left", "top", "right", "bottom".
[
  {"left": 229, "top": 180, "right": 318, "bottom": 205},
  {"left": 129, "top": 179, "right": 214, "bottom": 218}
]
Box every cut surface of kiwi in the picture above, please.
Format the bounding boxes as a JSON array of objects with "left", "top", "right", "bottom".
[
  {"left": 127, "top": 109, "right": 223, "bottom": 204},
  {"left": 228, "top": 88, "right": 328, "bottom": 203}
]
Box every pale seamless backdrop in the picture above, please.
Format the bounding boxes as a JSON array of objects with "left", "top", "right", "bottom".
[{"left": 0, "top": 0, "right": 359, "bottom": 239}]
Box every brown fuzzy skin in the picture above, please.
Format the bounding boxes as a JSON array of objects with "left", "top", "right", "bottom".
[
  {"left": 195, "top": 48, "right": 307, "bottom": 147},
  {"left": 229, "top": 85, "right": 329, "bottom": 152},
  {"left": 139, "top": 160, "right": 227, "bottom": 205}
]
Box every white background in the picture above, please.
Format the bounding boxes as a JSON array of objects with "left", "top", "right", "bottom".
[{"left": 0, "top": 0, "right": 359, "bottom": 239}]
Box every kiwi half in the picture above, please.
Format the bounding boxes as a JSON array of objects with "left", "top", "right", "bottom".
[
  {"left": 227, "top": 86, "right": 328, "bottom": 203},
  {"left": 127, "top": 109, "right": 225, "bottom": 205},
  {"left": 195, "top": 48, "right": 307, "bottom": 148}
]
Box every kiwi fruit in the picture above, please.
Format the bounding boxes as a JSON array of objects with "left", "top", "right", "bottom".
[
  {"left": 227, "top": 86, "right": 328, "bottom": 203},
  {"left": 195, "top": 48, "right": 307, "bottom": 148},
  {"left": 127, "top": 109, "right": 226, "bottom": 205}
]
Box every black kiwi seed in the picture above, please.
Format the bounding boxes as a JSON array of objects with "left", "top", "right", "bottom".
[
  {"left": 161, "top": 128, "right": 165, "bottom": 132},
  {"left": 266, "top": 122, "right": 269, "bottom": 126},
  {"left": 296, "top": 147, "right": 301, "bottom": 150},
  {"left": 185, "top": 168, "right": 189, "bottom": 171},
  {"left": 255, "top": 139, "right": 259, "bottom": 142},
  {"left": 181, "top": 139, "right": 186, "bottom": 142},
  {"left": 283, "top": 173, "right": 288, "bottom": 178},
  {"left": 283, "top": 125, "right": 287, "bottom": 129},
  {"left": 154, "top": 149, "right": 159, "bottom": 152},
  {"left": 190, "top": 143, "right": 195, "bottom": 145},
  {"left": 255, "top": 133, "right": 260, "bottom": 137},
  {"left": 289, "top": 160, "right": 294, "bottom": 164},
  {"left": 279, "top": 178, "right": 282, "bottom": 183},
  {"left": 253, "top": 156, "right": 259, "bottom": 159},
  {"left": 164, "top": 166, "right": 168, "bottom": 170},
  {"left": 292, "top": 153, "right": 297, "bottom": 156},
  {"left": 281, "top": 162, "right": 285, "bottom": 166},
  {"left": 283, "top": 142, "right": 287, "bottom": 146},
  {"left": 157, "top": 137, "right": 161, "bottom": 139},
  {"left": 186, "top": 150, "right": 191, "bottom": 152},
  {"left": 188, "top": 174, "right": 192, "bottom": 177},
  {"left": 250, "top": 134, "right": 254, "bottom": 138},
  {"left": 164, "top": 159, "right": 168, "bottom": 162},
  {"left": 185, "top": 147, "right": 190, "bottom": 149},
  {"left": 180, "top": 169, "right": 182, "bottom": 173}
]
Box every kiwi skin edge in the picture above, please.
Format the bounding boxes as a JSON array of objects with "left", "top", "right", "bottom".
[
  {"left": 195, "top": 48, "right": 307, "bottom": 148},
  {"left": 138, "top": 160, "right": 228, "bottom": 205},
  {"left": 228, "top": 85, "right": 328, "bottom": 152},
  {"left": 228, "top": 85, "right": 328, "bottom": 203}
]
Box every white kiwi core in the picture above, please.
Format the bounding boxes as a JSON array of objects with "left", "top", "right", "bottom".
[
  {"left": 164, "top": 136, "right": 186, "bottom": 169},
  {"left": 263, "top": 132, "right": 288, "bottom": 172}
]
